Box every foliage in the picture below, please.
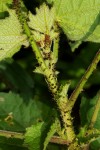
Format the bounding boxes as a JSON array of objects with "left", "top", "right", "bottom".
[
  {"left": 46, "top": 0, "right": 100, "bottom": 42},
  {"left": 0, "top": 0, "right": 100, "bottom": 150}
]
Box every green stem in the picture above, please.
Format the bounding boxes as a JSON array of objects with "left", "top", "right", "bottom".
[
  {"left": 89, "top": 91, "right": 100, "bottom": 128},
  {"left": 24, "top": 22, "right": 75, "bottom": 141},
  {"left": 15, "top": 0, "right": 75, "bottom": 142},
  {"left": 23, "top": 23, "right": 47, "bottom": 72},
  {"left": 67, "top": 49, "right": 100, "bottom": 112},
  {"left": 53, "top": 36, "right": 59, "bottom": 63}
]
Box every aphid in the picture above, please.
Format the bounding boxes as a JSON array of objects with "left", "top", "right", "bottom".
[
  {"left": 43, "top": 51, "right": 51, "bottom": 60},
  {"left": 0, "top": 48, "right": 3, "bottom": 50},
  {"left": 44, "top": 34, "right": 51, "bottom": 46},
  {"left": 13, "top": 0, "right": 20, "bottom": 15}
]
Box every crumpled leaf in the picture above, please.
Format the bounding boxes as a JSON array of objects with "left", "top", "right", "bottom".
[
  {"left": 0, "top": 9, "right": 28, "bottom": 61},
  {"left": 28, "top": 3, "right": 55, "bottom": 34},
  {"left": 46, "top": 0, "right": 100, "bottom": 43},
  {"left": 24, "top": 122, "right": 47, "bottom": 150}
]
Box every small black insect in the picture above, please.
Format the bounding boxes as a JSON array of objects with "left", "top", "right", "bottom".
[{"left": 0, "top": 48, "right": 3, "bottom": 50}]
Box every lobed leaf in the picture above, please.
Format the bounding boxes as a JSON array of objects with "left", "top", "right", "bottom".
[{"left": 28, "top": 3, "right": 55, "bottom": 35}]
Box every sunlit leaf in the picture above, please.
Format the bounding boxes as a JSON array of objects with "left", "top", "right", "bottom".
[
  {"left": 24, "top": 122, "right": 47, "bottom": 150},
  {"left": 0, "top": 9, "right": 28, "bottom": 61},
  {"left": 28, "top": 3, "right": 55, "bottom": 34},
  {"left": 46, "top": 0, "right": 100, "bottom": 43}
]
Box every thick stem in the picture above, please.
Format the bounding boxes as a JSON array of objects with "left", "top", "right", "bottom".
[
  {"left": 23, "top": 19, "right": 75, "bottom": 143},
  {"left": 67, "top": 49, "right": 100, "bottom": 112},
  {"left": 14, "top": 0, "right": 75, "bottom": 142}
]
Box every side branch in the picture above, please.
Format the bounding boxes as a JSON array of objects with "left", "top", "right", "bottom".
[
  {"left": 67, "top": 49, "right": 100, "bottom": 111},
  {"left": 0, "top": 130, "right": 70, "bottom": 145}
]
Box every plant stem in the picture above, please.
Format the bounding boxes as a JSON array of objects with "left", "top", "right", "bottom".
[
  {"left": 23, "top": 17, "right": 75, "bottom": 143},
  {"left": 24, "top": 21, "right": 75, "bottom": 141},
  {"left": 53, "top": 36, "right": 59, "bottom": 63},
  {"left": 0, "top": 130, "right": 24, "bottom": 139},
  {"left": 67, "top": 49, "right": 100, "bottom": 112},
  {"left": 0, "top": 130, "right": 70, "bottom": 145},
  {"left": 15, "top": 0, "right": 75, "bottom": 142},
  {"left": 89, "top": 91, "right": 100, "bottom": 128}
]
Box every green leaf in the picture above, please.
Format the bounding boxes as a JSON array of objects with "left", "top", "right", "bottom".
[
  {"left": 90, "top": 137, "right": 100, "bottom": 150},
  {"left": 80, "top": 91, "right": 100, "bottom": 129},
  {"left": 0, "top": 136, "right": 26, "bottom": 150},
  {"left": 0, "top": 0, "right": 10, "bottom": 19},
  {"left": 0, "top": 9, "right": 28, "bottom": 61},
  {"left": 28, "top": 3, "right": 55, "bottom": 35},
  {"left": 24, "top": 122, "right": 47, "bottom": 150},
  {"left": 0, "top": 92, "right": 52, "bottom": 132},
  {"left": 46, "top": 0, "right": 100, "bottom": 43},
  {"left": 0, "top": 59, "right": 34, "bottom": 101}
]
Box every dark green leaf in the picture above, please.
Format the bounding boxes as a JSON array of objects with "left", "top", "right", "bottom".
[
  {"left": 90, "top": 137, "right": 100, "bottom": 150},
  {"left": 0, "top": 59, "right": 34, "bottom": 101},
  {"left": 80, "top": 91, "right": 100, "bottom": 129},
  {"left": 0, "top": 92, "right": 52, "bottom": 132}
]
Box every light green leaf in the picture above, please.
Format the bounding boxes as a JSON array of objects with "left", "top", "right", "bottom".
[
  {"left": 34, "top": 66, "right": 44, "bottom": 74},
  {"left": 0, "top": 9, "right": 28, "bottom": 61},
  {"left": 24, "top": 122, "right": 47, "bottom": 150},
  {"left": 28, "top": 3, "right": 55, "bottom": 35},
  {"left": 46, "top": 0, "right": 100, "bottom": 43},
  {"left": 0, "top": 0, "right": 12, "bottom": 12}
]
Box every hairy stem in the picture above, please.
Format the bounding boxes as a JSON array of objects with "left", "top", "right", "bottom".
[
  {"left": 24, "top": 22, "right": 75, "bottom": 141},
  {"left": 53, "top": 36, "right": 59, "bottom": 63},
  {"left": 14, "top": 0, "right": 76, "bottom": 142},
  {"left": 67, "top": 49, "right": 100, "bottom": 112}
]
